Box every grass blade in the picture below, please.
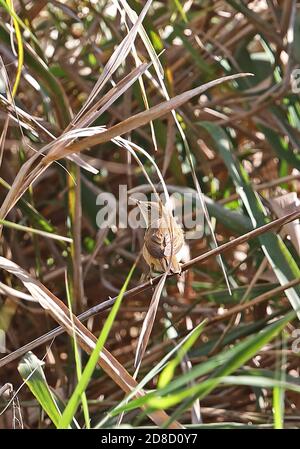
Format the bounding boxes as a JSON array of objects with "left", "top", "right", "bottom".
[
  {"left": 18, "top": 352, "right": 62, "bottom": 427},
  {"left": 58, "top": 263, "right": 136, "bottom": 429}
]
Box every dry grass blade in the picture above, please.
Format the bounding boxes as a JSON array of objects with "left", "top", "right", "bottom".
[
  {"left": 117, "top": 0, "right": 164, "bottom": 78},
  {"left": 208, "top": 278, "right": 300, "bottom": 325},
  {"left": 0, "top": 93, "right": 55, "bottom": 140},
  {"left": 0, "top": 282, "right": 36, "bottom": 302},
  {"left": 0, "top": 256, "right": 182, "bottom": 428},
  {"left": 0, "top": 69, "right": 153, "bottom": 226},
  {"left": 162, "top": 117, "right": 176, "bottom": 175},
  {"left": 0, "top": 114, "right": 8, "bottom": 167},
  {"left": 0, "top": 95, "right": 97, "bottom": 174},
  {"left": 70, "top": 0, "right": 154, "bottom": 125},
  {"left": 0, "top": 151, "right": 46, "bottom": 227},
  {"left": 0, "top": 73, "right": 251, "bottom": 229},
  {"left": 134, "top": 273, "right": 168, "bottom": 371},
  {"left": 47, "top": 73, "right": 253, "bottom": 161},
  {"left": 115, "top": 0, "right": 159, "bottom": 152},
  {"left": 75, "top": 62, "right": 151, "bottom": 128}
]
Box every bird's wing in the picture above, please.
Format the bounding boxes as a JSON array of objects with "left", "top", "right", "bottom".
[
  {"left": 145, "top": 221, "right": 184, "bottom": 259},
  {"left": 163, "top": 227, "right": 184, "bottom": 257}
]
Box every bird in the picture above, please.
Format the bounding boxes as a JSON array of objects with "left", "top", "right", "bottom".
[{"left": 132, "top": 198, "right": 185, "bottom": 277}]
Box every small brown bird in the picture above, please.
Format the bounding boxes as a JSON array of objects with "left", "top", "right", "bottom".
[{"left": 133, "top": 199, "right": 185, "bottom": 276}]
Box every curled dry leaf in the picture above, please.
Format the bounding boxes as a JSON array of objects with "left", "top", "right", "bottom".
[{"left": 268, "top": 192, "right": 300, "bottom": 255}]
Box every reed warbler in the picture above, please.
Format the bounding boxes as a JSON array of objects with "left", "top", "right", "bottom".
[{"left": 133, "top": 199, "right": 185, "bottom": 276}]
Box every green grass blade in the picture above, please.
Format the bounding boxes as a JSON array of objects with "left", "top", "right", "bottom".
[
  {"left": 158, "top": 319, "right": 207, "bottom": 389},
  {"left": 273, "top": 332, "right": 287, "bottom": 429},
  {"left": 273, "top": 383, "right": 284, "bottom": 429},
  {"left": 261, "top": 123, "right": 300, "bottom": 170},
  {"left": 148, "top": 375, "right": 300, "bottom": 410},
  {"left": 58, "top": 263, "right": 136, "bottom": 429},
  {"left": 18, "top": 351, "right": 62, "bottom": 427},
  {"left": 164, "top": 311, "right": 296, "bottom": 426},
  {"left": 5, "top": 0, "right": 23, "bottom": 97},
  {"left": 0, "top": 219, "right": 72, "bottom": 242},
  {"left": 65, "top": 273, "right": 90, "bottom": 429},
  {"left": 172, "top": 0, "right": 188, "bottom": 22},
  {"left": 111, "top": 310, "right": 295, "bottom": 416},
  {"left": 97, "top": 320, "right": 207, "bottom": 427}
]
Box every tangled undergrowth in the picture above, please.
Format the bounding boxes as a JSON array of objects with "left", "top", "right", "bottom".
[{"left": 0, "top": 0, "right": 300, "bottom": 429}]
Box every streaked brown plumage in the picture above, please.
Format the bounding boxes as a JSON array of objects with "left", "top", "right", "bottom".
[{"left": 134, "top": 199, "right": 185, "bottom": 275}]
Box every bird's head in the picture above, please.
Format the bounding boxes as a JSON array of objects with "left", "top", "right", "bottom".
[{"left": 130, "top": 198, "right": 163, "bottom": 227}]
